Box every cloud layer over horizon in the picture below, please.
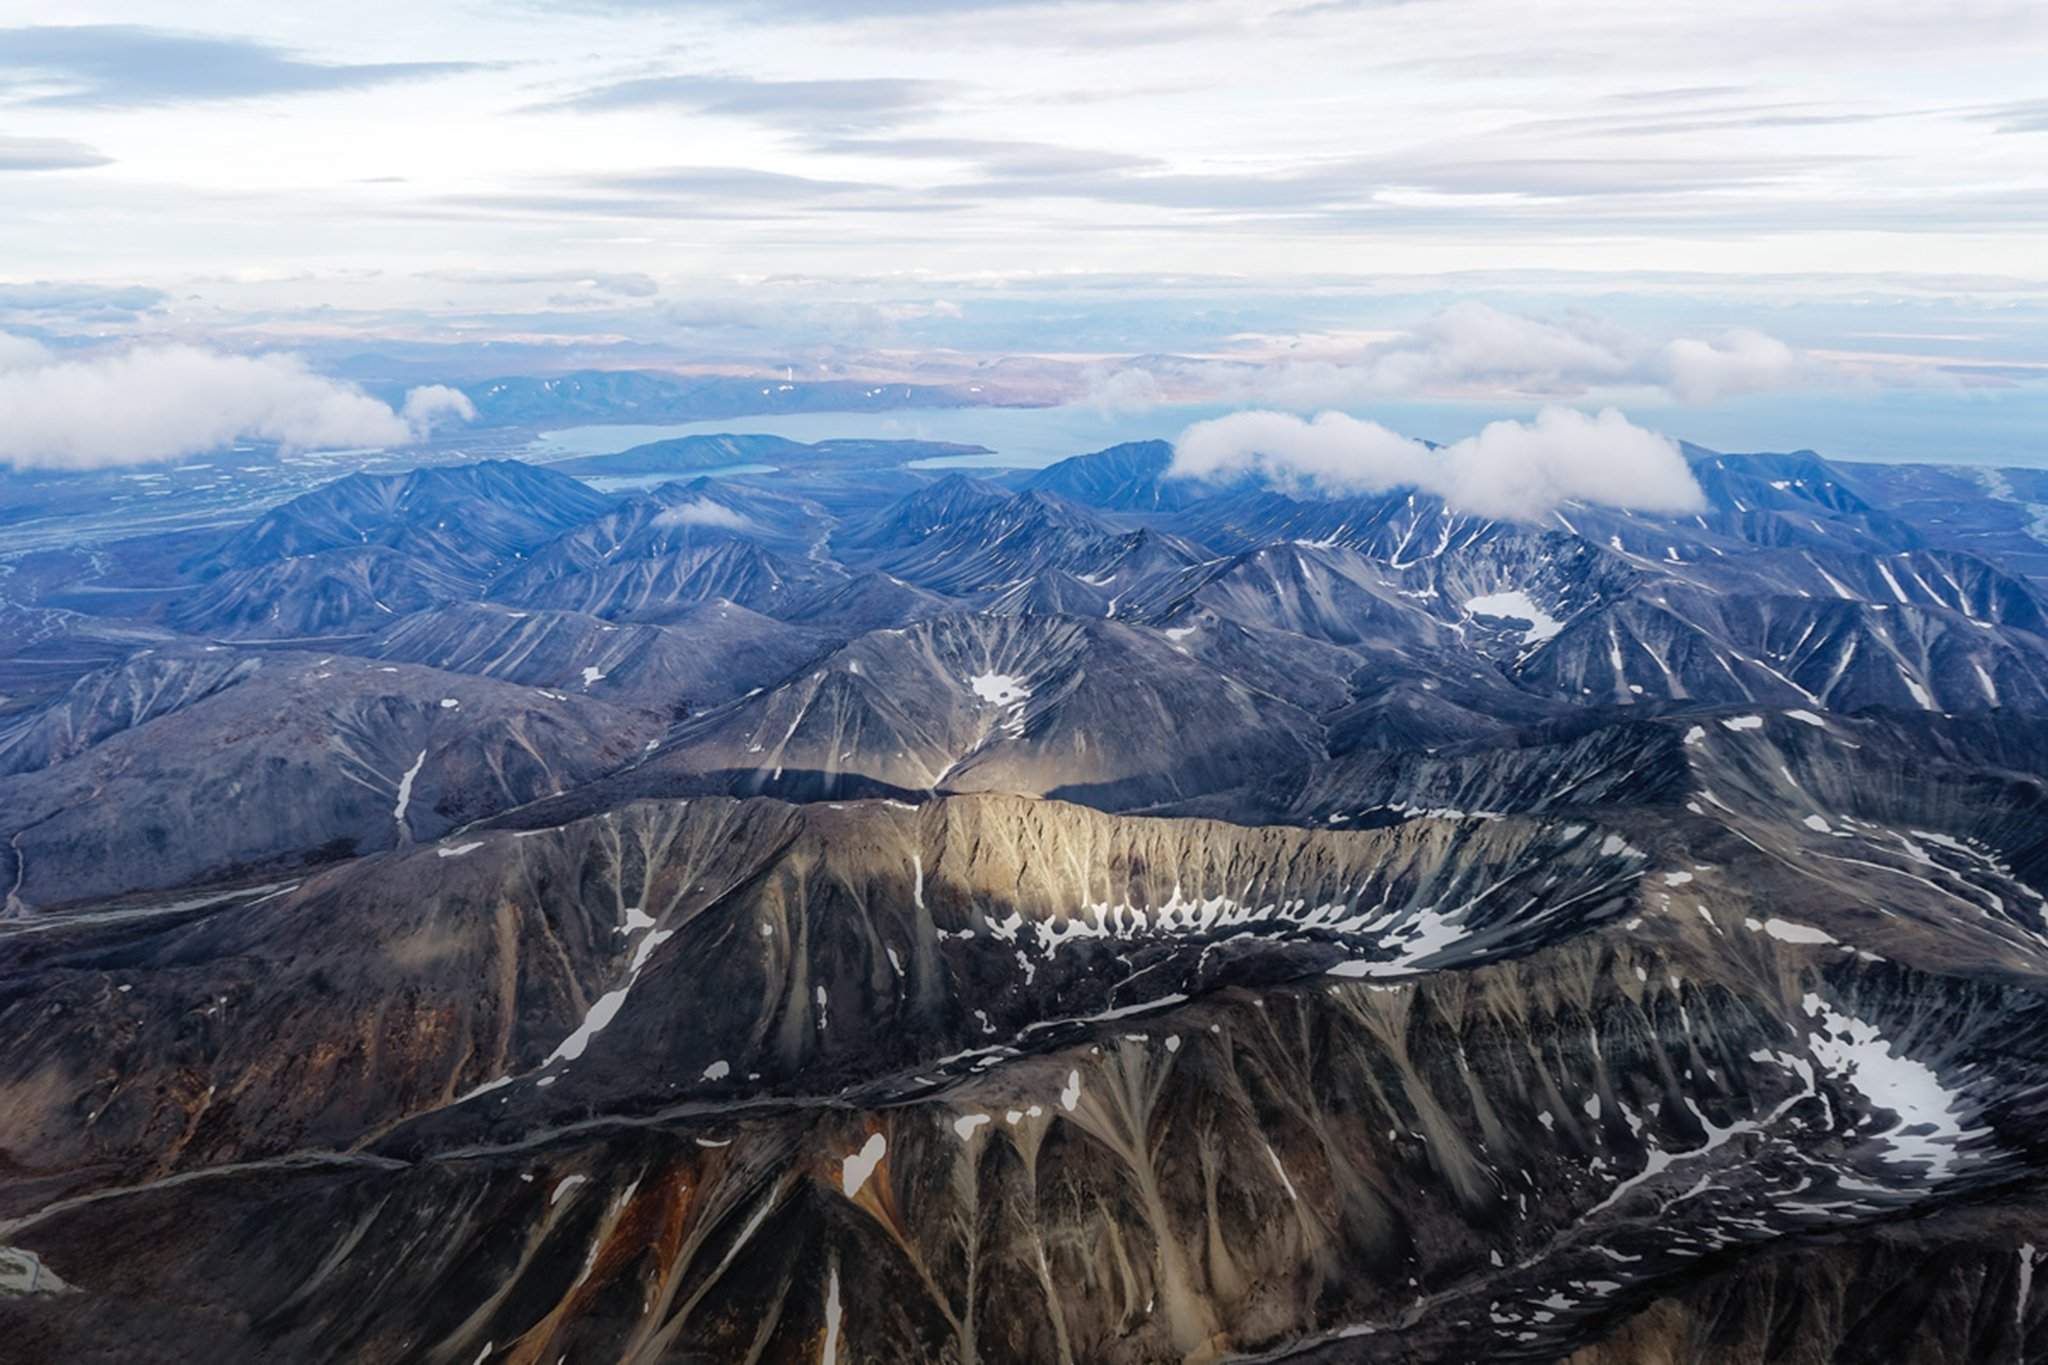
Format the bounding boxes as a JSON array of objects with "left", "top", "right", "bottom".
[
  {"left": 0, "top": 7, "right": 2040, "bottom": 465},
  {"left": 1170, "top": 406, "right": 1705, "bottom": 522}
]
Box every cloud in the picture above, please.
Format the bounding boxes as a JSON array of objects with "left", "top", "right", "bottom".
[
  {"left": 1647, "top": 328, "right": 1806, "bottom": 403},
  {"left": 535, "top": 73, "right": 952, "bottom": 130},
  {"left": 0, "top": 25, "right": 479, "bottom": 108},
  {"left": 0, "top": 332, "right": 50, "bottom": 370},
  {"left": 1964, "top": 97, "right": 2048, "bottom": 134},
  {"left": 437, "top": 165, "right": 884, "bottom": 222},
  {"left": 651, "top": 498, "right": 755, "bottom": 531},
  {"left": 1342, "top": 303, "right": 1646, "bottom": 395},
  {"left": 1102, "top": 303, "right": 1829, "bottom": 409},
  {"left": 575, "top": 164, "right": 878, "bottom": 196},
  {"left": 923, "top": 146, "right": 1855, "bottom": 217},
  {"left": 1369, "top": 305, "right": 1820, "bottom": 402},
  {"left": 0, "top": 340, "right": 471, "bottom": 469},
  {"left": 0, "top": 132, "right": 110, "bottom": 171},
  {"left": 586, "top": 0, "right": 1151, "bottom": 16},
  {"left": 1337, "top": 303, "right": 1817, "bottom": 402},
  {"left": 808, "top": 136, "right": 1158, "bottom": 178},
  {"left": 1083, "top": 366, "right": 1164, "bottom": 414},
  {"left": 399, "top": 384, "right": 476, "bottom": 430},
  {"left": 419, "top": 269, "right": 661, "bottom": 298},
  {"left": 1170, "top": 406, "right": 1705, "bottom": 521}
]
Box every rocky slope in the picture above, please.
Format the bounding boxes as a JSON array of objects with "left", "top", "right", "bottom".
[
  {"left": 0, "top": 651, "right": 662, "bottom": 907},
  {"left": 4, "top": 754, "right": 2046, "bottom": 1362}
]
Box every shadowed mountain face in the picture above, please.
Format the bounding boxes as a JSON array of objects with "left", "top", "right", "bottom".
[
  {"left": 188, "top": 459, "right": 612, "bottom": 583},
  {"left": 361, "top": 599, "right": 828, "bottom": 709},
  {"left": 1014, "top": 439, "right": 1210, "bottom": 512},
  {"left": 9, "top": 438, "right": 2048, "bottom": 1364},
  {"left": 166, "top": 461, "right": 616, "bottom": 640}
]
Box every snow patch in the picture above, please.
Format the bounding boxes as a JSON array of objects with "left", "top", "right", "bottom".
[
  {"left": 969, "top": 672, "right": 1029, "bottom": 705},
  {"left": 1263, "top": 1140, "right": 1300, "bottom": 1202},
  {"left": 822, "top": 1267, "right": 843, "bottom": 1365},
  {"left": 841, "top": 1133, "right": 887, "bottom": 1197},
  {"left": 392, "top": 748, "right": 427, "bottom": 832},
  {"left": 1464, "top": 589, "right": 1562, "bottom": 644},
  {"left": 1764, "top": 918, "right": 1835, "bottom": 944},
  {"left": 546, "top": 988, "right": 630, "bottom": 1064},
  {"left": 1327, "top": 904, "right": 1472, "bottom": 978},
  {"left": 1803, "top": 994, "right": 1977, "bottom": 1179}
]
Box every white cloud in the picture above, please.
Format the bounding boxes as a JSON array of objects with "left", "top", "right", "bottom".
[
  {"left": 1083, "top": 365, "right": 1163, "bottom": 415},
  {"left": 1349, "top": 303, "right": 1645, "bottom": 396},
  {"left": 651, "top": 498, "right": 755, "bottom": 531},
  {"left": 401, "top": 383, "right": 477, "bottom": 429},
  {"left": 1170, "top": 405, "right": 1705, "bottom": 522},
  {"left": 1646, "top": 328, "right": 1807, "bottom": 403},
  {"left": 0, "top": 340, "right": 470, "bottom": 469}
]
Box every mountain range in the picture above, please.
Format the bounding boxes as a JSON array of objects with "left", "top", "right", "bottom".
[{"left": 5, "top": 428, "right": 2048, "bottom": 1363}]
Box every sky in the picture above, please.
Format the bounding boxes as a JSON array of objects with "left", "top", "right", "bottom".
[{"left": 0, "top": 1, "right": 2045, "bottom": 466}]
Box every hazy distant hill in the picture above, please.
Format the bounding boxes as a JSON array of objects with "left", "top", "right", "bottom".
[
  {"left": 547, "top": 433, "right": 990, "bottom": 476},
  {"left": 460, "top": 370, "right": 992, "bottom": 425}
]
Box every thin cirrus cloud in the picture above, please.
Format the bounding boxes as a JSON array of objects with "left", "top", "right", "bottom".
[
  {"left": 581, "top": 165, "right": 881, "bottom": 197},
  {"left": 810, "top": 136, "right": 1161, "bottom": 178},
  {"left": 1170, "top": 406, "right": 1706, "bottom": 522},
  {"left": 934, "top": 151, "right": 1854, "bottom": 214},
  {"left": 532, "top": 72, "right": 954, "bottom": 130},
  {"left": 0, "top": 132, "right": 109, "bottom": 171},
  {"left": 0, "top": 24, "right": 481, "bottom": 108},
  {"left": 444, "top": 142, "right": 1835, "bottom": 231},
  {"left": 1965, "top": 98, "right": 2048, "bottom": 134},
  {"left": 431, "top": 165, "right": 893, "bottom": 223},
  {"left": 587, "top": 0, "right": 1238, "bottom": 51},
  {"left": 0, "top": 336, "right": 474, "bottom": 470},
  {"left": 587, "top": 0, "right": 1153, "bottom": 14}
]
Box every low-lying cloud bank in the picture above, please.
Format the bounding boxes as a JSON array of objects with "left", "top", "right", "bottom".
[
  {"left": 1171, "top": 406, "right": 1704, "bottom": 522},
  {"left": 0, "top": 337, "right": 474, "bottom": 469},
  {"left": 1328, "top": 302, "right": 1816, "bottom": 406},
  {"left": 1090, "top": 302, "right": 1848, "bottom": 412}
]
